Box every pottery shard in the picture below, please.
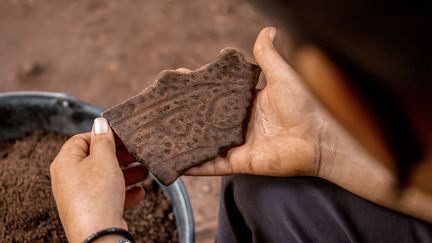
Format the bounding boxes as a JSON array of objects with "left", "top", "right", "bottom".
[{"left": 102, "top": 48, "right": 260, "bottom": 185}]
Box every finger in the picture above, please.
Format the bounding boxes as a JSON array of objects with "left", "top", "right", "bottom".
[
  {"left": 116, "top": 146, "right": 136, "bottom": 165},
  {"left": 253, "top": 27, "right": 300, "bottom": 85},
  {"left": 123, "top": 165, "right": 149, "bottom": 186},
  {"left": 125, "top": 186, "right": 145, "bottom": 210},
  {"left": 184, "top": 157, "right": 232, "bottom": 176},
  {"left": 90, "top": 117, "right": 116, "bottom": 160},
  {"left": 184, "top": 144, "right": 251, "bottom": 176},
  {"left": 176, "top": 68, "right": 192, "bottom": 74},
  {"left": 56, "top": 132, "right": 92, "bottom": 161}
]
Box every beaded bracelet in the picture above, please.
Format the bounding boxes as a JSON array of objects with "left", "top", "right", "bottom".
[{"left": 82, "top": 227, "right": 135, "bottom": 243}]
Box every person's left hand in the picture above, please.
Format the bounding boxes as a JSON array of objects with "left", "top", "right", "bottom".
[
  {"left": 182, "top": 27, "right": 323, "bottom": 178},
  {"left": 50, "top": 117, "right": 148, "bottom": 243}
]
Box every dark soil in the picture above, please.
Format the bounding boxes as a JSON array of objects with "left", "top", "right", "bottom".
[
  {"left": 0, "top": 131, "right": 68, "bottom": 242},
  {"left": 125, "top": 178, "right": 179, "bottom": 243},
  {"left": 0, "top": 130, "right": 178, "bottom": 243}
]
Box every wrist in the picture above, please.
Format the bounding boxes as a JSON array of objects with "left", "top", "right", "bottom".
[
  {"left": 311, "top": 111, "right": 349, "bottom": 179},
  {"left": 93, "top": 235, "right": 126, "bottom": 243},
  {"left": 313, "top": 109, "right": 379, "bottom": 183},
  {"left": 67, "top": 216, "right": 128, "bottom": 243},
  {"left": 83, "top": 227, "right": 134, "bottom": 243}
]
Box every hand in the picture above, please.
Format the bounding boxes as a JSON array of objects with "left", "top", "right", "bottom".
[
  {"left": 183, "top": 27, "right": 432, "bottom": 223},
  {"left": 50, "top": 117, "right": 148, "bottom": 243},
  {"left": 185, "top": 27, "right": 326, "bottom": 177},
  {"left": 179, "top": 27, "right": 432, "bottom": 223}
]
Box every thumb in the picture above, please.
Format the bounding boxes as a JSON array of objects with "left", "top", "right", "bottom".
[
  {"left": 90, "top": 117, "right": 116, "bottom": 160},
  {"left": 184, "top": 143, "right": 251, "bottom": 176},
  {"left": 253, "top": 27, "right": 300, "bottom": 86}
]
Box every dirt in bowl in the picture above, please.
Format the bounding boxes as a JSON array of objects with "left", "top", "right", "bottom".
[{"left": 0, "top": 130, "right": 178, "bottom": 243}]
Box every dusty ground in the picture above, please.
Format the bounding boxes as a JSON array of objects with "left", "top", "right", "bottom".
[{"left": 0, "top": 0, "right": 269, "bottom": 242}]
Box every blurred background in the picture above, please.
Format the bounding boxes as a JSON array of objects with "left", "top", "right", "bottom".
[{"left": 0, "top": 0, "right": 270, "bottom": 242}]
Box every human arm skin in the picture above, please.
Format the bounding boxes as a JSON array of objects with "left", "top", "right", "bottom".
[
  {"left": 185, "top": 27, "right": 432, "bottom": 223},
  {"left": 317, "top": 112, "right": 432, "bottom": 222}
]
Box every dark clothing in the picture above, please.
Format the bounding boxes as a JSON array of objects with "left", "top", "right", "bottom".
[{"left": 217, "top": 176, "right": 432, "bottom": 243}]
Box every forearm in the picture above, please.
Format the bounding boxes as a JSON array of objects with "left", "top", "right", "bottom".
[{"left": 316, "top": 116, "right": 432, "bottom": 223}]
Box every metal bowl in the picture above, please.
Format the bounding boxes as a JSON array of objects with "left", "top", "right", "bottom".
[{"left": 0, "top": 91, "right": 195, "bottom": 243}]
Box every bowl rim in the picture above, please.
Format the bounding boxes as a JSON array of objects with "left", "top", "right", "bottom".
[{"left": 0, "top": 91, "right": 195, "bottom": 243}]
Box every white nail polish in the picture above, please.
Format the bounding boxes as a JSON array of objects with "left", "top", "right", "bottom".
[{"left": 94, "top": 117, "right": 109, "bottom": 134}]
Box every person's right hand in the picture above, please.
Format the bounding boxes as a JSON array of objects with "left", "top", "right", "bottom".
[
  {"left": 185, "top": 27, "right": 326, "bottom": 177},
  {"left": 51, "top": 118, "right": 147, "bottom": 243}
]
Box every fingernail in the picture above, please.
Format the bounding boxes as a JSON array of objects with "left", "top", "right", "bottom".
[
  {"left": 269, "top": 27, "right": 277, "bottom": 41},
  {"left": 94, "top": 117, "right": 109, "bottom": 134}
]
